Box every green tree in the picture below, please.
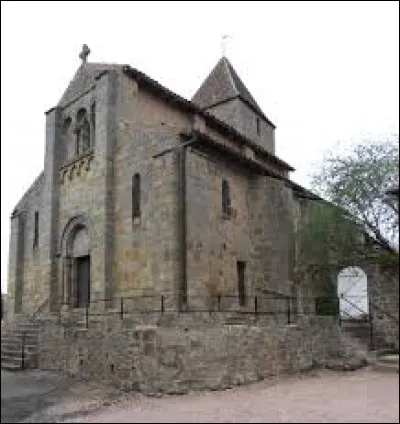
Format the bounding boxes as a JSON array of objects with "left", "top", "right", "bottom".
[
  {"left": 311, "top": 137, "right": 399, "bottom": 253},
  {"left": 295, "top": 137, "right": 399, "bottom": 284}
]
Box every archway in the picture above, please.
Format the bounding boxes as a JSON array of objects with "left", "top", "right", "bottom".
[
  {"left": 337, "top": 266, "right": 368, "bottom": 320},
  {"left": 60, "top": 215, "right": 91, "bottom": 308}
]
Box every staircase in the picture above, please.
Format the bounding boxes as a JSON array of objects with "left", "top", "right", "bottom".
[
  {"left": 1, "top": 316, "right": 40, "bottom": 371},
  {"left": 340, "top": 319, "right": 373, "bottom": 349},
  {"left": 368, "top": 350, "right": 399, "bottom": 373}
]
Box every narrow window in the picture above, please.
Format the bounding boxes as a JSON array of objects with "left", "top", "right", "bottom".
[
  {"left": 256, "top": 117, "right": 261, "bottom": 136},
  {"left": 222, "top": 179, "right": 231, "bottom": 217},
  {"left": 237, "top": 261, "right": 246, "bottom": 306},
  {"left": 81, "top": 120, "right": 90, "bottom": 152},
  {"left": 33, "top": 211, "right": 39, "bottom": 248},
  {"left": 90, "top": 102, "right": 96, "bottom": 147},
  {"left": 76, "top": 108, "right": 90, "bottom": 154},
  {"left": 62, "top": 117, "right": 72, "bottom": 162},
  {"left": 132, "top": 173, "right": 141, "bottom": 220}
]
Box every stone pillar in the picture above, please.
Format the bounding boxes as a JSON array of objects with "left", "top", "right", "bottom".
[
  {"left": 8, "top": 211, "right": 25, "bottom": 317},
  {"left": 41, "top": 107, "right": 62, "bottom": 312},
  {"left": 91, "top": 70, "right": 117, "bottom": 307}
]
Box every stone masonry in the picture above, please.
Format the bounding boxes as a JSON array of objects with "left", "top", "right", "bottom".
[
  {"left": 37, "top": 314, "right": 342, "bottom": 394},
  {"left": 5, "top": 47, "right": 398, "bottom": 388}
]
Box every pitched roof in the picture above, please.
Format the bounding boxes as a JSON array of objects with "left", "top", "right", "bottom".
[
  {"left": 122, "top": 65, "right": 293, "bottom": 171},
  {"left": 192, "top": 57, "right": 271, "bottom": 124},
  {"left": 53, "top": 59, "right": 291, "bottom": 171},
  {"left": 58, "top": 63, "right": 122, "bottom": 107}
]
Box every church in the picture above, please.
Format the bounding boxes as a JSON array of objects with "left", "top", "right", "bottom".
[
  {"left": 5, "top": 46, "right": 398, "bottom": 387},
  {"left": 7, "top": 45, "right": 312, "bottom": 318}
]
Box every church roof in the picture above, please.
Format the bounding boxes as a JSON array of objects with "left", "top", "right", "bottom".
[
  {"left": 54, "top": 57, "right": 291, "bottom": 171},
  {"left": 192, "top": 57, "right": 273, "bottom": 126},
  {"left": 58, "top": 63, "right": 122, "bottom": 107}
]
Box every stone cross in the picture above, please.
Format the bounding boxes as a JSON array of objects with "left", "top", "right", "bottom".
[{"left": 79, "top": 44, "right": 91, "bottom": 64}]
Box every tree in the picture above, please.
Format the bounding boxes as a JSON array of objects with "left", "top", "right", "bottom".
[
  {"left": 294, "top": 137, "right": 399, "bottom": 287},
  {"left": 311, "top": 137, "right": 399, "bottom": 253}
]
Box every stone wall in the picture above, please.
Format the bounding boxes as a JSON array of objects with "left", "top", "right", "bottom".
[
  {"left": 369, "top": 265, "right": 399, "bottom": 350},
  {"left": 111, "top": 75, "right": 191, "bottom": 303},
  {"left": 7, "top": 173, "right": 44, "bottom": 318},
  {"left": 185, "top": 148, "right": 298, "bottom": 311},
  {"left": 37, "top": 314, "right": 341, "bottom": 394},
  {"left": 206, "top": 98, "right": 275, "bottom": 153}
]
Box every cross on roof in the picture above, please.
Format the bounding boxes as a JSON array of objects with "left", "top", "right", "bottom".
[{"left": 79, "top": 44, "right": 90, "bottom": 64}]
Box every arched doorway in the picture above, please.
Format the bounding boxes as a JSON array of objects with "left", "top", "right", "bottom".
[
  {"left": 60, "top": 216, "right": 91, "bottom": 308},
  {"left": 337, "top": 266, "right": 368, "bottom": 319}
]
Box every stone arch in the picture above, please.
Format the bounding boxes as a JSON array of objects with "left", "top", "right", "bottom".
[
  {"left": 60, "top": 215, "right": 92, "bottom": 308},
  {"left": 337, "top": 266, "right": 368, "bottom": 319}
]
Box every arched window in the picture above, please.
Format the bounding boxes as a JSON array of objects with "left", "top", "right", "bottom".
[
  {"left": 132, "top": 173, "right": 141, "bottom": 220},
  {"left": 76, "top": 108, "right": 90, "bottom": 155},
  {"left": 222, "top": 179, "right": 231, "bottom": 217}
]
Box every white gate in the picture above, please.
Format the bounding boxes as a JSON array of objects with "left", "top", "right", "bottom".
[{"left": 337, "top": 266, "right": 368, "bottom": 319}]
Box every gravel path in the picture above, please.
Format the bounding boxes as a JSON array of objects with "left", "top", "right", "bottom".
[{"left": 60, "top": 368, "right": 399, "bottom": 423}]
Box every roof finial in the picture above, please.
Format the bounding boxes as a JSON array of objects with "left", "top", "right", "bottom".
[
  {"left": 79, "top": 44, "right": 91, "bottom": 64},
  {"left": 221, "top": 35, "right": 229, "bottom": 57}
]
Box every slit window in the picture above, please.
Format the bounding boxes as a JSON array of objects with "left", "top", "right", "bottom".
[
  {"left": 237, "top": 261, "right": 246, "bottom": 306},
  {"left": 132, "top": 173, "right": 141, "bottom": 220},
  {"left": 222, "top": 179, "right": 231, "bottom": 217},
  {"left": 33, "top": 211, "right": 39, "bottom": 248}
]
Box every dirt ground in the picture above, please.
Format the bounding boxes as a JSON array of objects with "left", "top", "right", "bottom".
[{"left": 1, "top": 368, "right": 399, "bottom": 423}]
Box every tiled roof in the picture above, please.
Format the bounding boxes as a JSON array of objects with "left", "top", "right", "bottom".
[{"left": 192, "top": 57, "right": 269, "bottom": 122}]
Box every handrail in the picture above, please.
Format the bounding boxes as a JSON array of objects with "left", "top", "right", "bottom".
[
  {"left": 369, "top": 300, "right": 399, "bottom": 324},
  {"left": 341, "top": 295, "right": 399, "bottom": 325},
  {"left": 30, "top": 296, "right": 49, "bottom": 321},
  {"left": 340, "top": 295, "right": 368, "bottom": 317}
]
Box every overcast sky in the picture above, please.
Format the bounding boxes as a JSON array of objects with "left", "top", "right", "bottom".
[{"left": 1, "top": 1, "right": 399, "bottom": 293}]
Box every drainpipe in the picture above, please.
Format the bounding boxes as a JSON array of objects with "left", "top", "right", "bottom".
[{"left": 153, "top": 136, "right": 197, "bottom": 311}]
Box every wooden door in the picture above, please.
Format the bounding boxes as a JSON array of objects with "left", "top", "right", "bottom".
[{"left": 76, "top": 255, "right": 90, "bottom": 308}]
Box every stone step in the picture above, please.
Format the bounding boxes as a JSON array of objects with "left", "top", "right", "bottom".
[
  {"left": 376, "top": 354, "right": 399, "bottom": 365},
  {"left": 1, "top": 331, "right": 39, "bottom": 339},
  {"left": 15, "top": 325, "right": 40, "bottom": 332},
  {"left": 1, "top": 361, "right": 24, "bottom": 371},
  {"left": 1, "top": 335, "right": 38, "bottom": 344},
  {"left": 373, "top": 361, "right": 399, "bottom": 373},
  {"left": 1, "top": 355, "right": 24, "bottom": 364},
  {"left": 1, "top": 345, "right": 36, "bottom": 355}
]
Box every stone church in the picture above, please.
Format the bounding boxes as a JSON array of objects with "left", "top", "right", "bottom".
[
  {"left": 5, "top": 46, "right": 398, "bottom": 387},
  {"left": 8, "top": 45, "right": 314, "bottom": 319}
]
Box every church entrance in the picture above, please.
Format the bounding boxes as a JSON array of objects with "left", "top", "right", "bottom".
[
  {"left": 75, "top": 255, "right": 90, "bottom": 308},
  {"left": 60, "top": 216, "right": 92, "bottom": 309}
]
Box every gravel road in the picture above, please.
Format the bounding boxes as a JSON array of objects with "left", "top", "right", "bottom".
[
  {"left": 2, "top": 368, "right": 398, "bottom": 423},
  {"left": 61, "top": 368, "right": 399, "bottom": 423}
]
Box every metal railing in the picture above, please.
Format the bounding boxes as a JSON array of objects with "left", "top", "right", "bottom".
[{"left": 60, "top": 292, "right": 306, "bottom": 329}]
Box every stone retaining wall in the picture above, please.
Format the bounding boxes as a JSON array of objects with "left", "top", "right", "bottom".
[{"left": 37, "top": 314, "right": 341, "bottom": 394}]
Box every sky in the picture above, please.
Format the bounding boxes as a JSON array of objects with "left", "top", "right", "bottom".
[{"left": 1, "top": 1, "right": 399, "bottom": 293}]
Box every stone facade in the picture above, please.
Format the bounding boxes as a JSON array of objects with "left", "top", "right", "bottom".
[{"left": 7, "top": 54, "right": 298, "bottom": 317}]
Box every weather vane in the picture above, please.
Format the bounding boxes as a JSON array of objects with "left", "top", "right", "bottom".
[{"left": 221, "top": 35, "right": 229, "bottom": 57}]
